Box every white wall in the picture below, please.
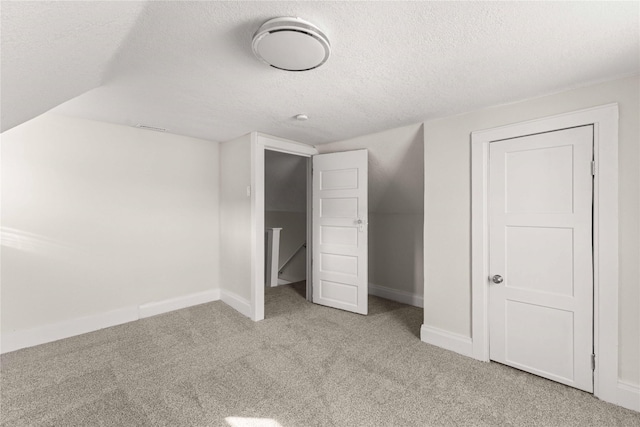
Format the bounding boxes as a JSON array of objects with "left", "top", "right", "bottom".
[
  {"left": 1, "top": 113, "right": 220, "bottom": 337},
  {"left": 219, "top": 134, "right": 253, "bottom": 306},
  {"left": 264, "top": 149, "right": 307, "bottom": 213},
  {"left": 423, "top": 75, "right": 639, "bottom": 386},
  {"left": 318, "top": 123, "right": 424, "bottom": 302},
  {"left": 369, "top": 213, "right": 423, "bottom": 299}
]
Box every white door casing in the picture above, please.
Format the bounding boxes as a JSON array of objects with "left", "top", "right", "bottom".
[
  {"left": 470, "top": 103, "right": 618, "bottom": 403},
  {"left": 488, "top": 126, "right": 594, "bottom": 392},
  {"left": 254, "top": 133, "right": 318, "bottom": 321},
  {"left": 312, "top": 149, "right": 368, "bottom": 314}
]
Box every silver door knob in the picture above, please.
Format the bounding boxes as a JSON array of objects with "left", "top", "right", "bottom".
[{"left": 492, "top": 275, "right": 504, "bottom": 284}]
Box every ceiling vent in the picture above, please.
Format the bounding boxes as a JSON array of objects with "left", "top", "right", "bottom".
[{"left": 252, "top": 17, "right": 331, "bottom": 71}]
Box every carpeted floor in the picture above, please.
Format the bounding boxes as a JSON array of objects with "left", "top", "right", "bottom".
[{"left": 1, "top": 282, "right": 638, "bottom": 426}]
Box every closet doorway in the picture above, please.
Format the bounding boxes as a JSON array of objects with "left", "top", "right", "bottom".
[{"left": 264, "top": 149, "right": 310, "bottom": 313}]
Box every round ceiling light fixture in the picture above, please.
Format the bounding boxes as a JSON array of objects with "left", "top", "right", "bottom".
[{"left": 252, "top": 17, "right": 331, "bottom": 71}]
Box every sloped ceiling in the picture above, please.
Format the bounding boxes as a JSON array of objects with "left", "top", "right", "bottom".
[
  {"left": 265, "top": 150, "right": 307, "bottom": 213},
  {"left": 2, "top": 1, "right": 639, "bottom": 144},
  {"left": 317, "top": 123, "right": 423, "bottom": 214},
  {"left": 265, "top": 123, "right": 422, "bottom": 215},
  {"left": 0, "top": 1, "right": 147, "bottom": 132}
]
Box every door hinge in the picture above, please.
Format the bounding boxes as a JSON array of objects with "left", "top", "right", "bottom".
[
  {"left": 591, "top": 354, "right": 596, "bottom": 371},
  {"left": 591, "top": 161, "right": 596, "bottom": 176}
]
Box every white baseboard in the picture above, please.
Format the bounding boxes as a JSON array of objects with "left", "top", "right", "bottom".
[
  {"left": 221, "top": 290, "right": 252, "bottom": 318},
  {"left": 139, "top": 289, "right": 220, "bottom": 319},
  {"left": 279, "top": 276, "right": 306, "bottom": 285},
  {"left": 421, "top": 325, "right": 638, "bottom": 412},
  {"left": 420, "top": 324, "right": 474, "bottom": 358},
  {"left": 1, "top": 289, "right": 221, "bottom": 355},
  {"left": 617, "top": 380, "right": 640, "bottom": 412},
  {"left": 1, "top": 306, "right": 139, "bottom": 355},
  {"left": 368, "top": 283, "right": 423, "bottom": 308}
]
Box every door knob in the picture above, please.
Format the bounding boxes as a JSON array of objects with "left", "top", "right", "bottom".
[{"left": 491, "top": 275, "right": 504, "bottom": 284}]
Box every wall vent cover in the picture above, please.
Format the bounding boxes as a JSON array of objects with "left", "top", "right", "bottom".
[{"left": 252, "top": 17, "right": 331, "bottom": 71}]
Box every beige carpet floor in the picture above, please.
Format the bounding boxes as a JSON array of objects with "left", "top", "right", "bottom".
[{"left": 1, "top": 282, "right": 638, "bottom": 426}]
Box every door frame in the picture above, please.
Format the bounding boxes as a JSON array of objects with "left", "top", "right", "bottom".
[
  {"left": 470, "top": 104, "right": 619, "bottom": 403},
  {"left": 252, "top": 133, "right": 318, "bottom": 321}
]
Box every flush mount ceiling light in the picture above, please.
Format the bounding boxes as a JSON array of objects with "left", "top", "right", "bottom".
[{"left": 252, "top": 17, "right": 331, "bottom": 71}]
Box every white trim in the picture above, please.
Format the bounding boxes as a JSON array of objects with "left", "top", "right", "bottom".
[
  {"left": 617, "top": 381, "right": 640, "bottom": 412},
  {"left": 420, "top": 325, "right": 474, "bottom": 358},
  {"left": 1, "top": 289, "right": 222, "bottom": 354},
  {"left": 253, "top": 133, "right": 318, "bottom": 321},
  {"left": 1, "top": 306, "right": 138, "bottom": 354},
  {"left": 305, "top": 157, "right": 313, "bottom": 301},
  {"left": 279, "top": 275, "right": 306, "bottom": 284},
  {"left": 277, "top": 278, "right": 292, "bottom": 286},
  {"left": 139, "top": 289, "right": 220, "bottom": 319},
  {"left": 257, "top": 133, "right": 317, "bottom": 157},
  {"left": 470, "top": 103, "right": 619, "bottom": 403},
  {"left": 368, "top": 283, "right": 423, "bottom": 308},
  {"left": 251, "top": 132, "right": 265, "bottom": 322},
  {"left": 221, "top": 289, "right": 252, "bottom": 318}
]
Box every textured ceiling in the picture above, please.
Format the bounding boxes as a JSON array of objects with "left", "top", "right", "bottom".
[
  {"left": 2, "top": 1, "right": 639, "bottom": 144},
  {"left": 0, "top": 1, "right": 146, "bottom": 132}
]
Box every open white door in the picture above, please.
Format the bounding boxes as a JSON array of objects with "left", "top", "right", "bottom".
[{"left": 312, "top": 149, "right": 368, "bottom": 315}]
